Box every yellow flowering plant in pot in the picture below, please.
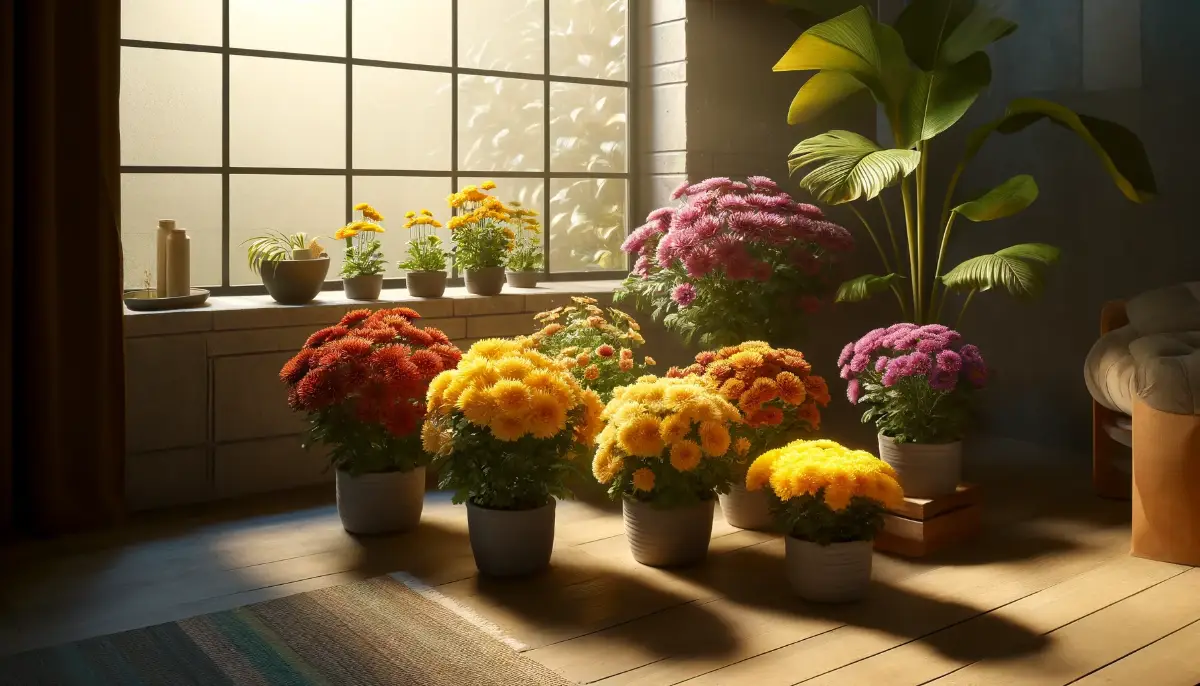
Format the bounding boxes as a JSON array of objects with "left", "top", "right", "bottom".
[
  {"left": 335, "top": 202, "right": 387, "bottom": 301},
  {"left": 668, "top": 341, "right": 830, "bottom": 531},
  {"left": 423, "top": 337, "right": 604, "bottom": 576},
  {"left": 504, "top": 201, "right": 543, "bottom": 288},
  {"left": 398, "top": 209, "right": 449, "bottom": 298},
  {"left": 530, "top": 296, "right": 655, "bottom": 402},
  {"left": 746, "top": 439, "right": 904, "bottom": 603},
  {"left": 594, "top": 375, "right": 743, "bottom": 567},
  {"left": 447, "top": 180, "right": 514, "bottom": 296}
]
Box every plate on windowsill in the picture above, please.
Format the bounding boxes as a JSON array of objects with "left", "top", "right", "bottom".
[{"left": 124, "top": 288, "right": 210, "bottom": 311}]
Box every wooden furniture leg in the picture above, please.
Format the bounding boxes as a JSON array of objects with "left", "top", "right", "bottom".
[{"left": 1093, "top": 300, "right": 1131, "bottom": 499}]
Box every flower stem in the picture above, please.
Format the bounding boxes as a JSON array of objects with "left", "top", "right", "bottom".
[
  {"left": 916, "top": 140, "right": 929, "bottom": 323},
  {"left": 930, "top": 212, "right": 958, "bottom": 322},
  {"left": 955, "top": 289, "right": 977, "bottom": 329},
  {"left": 847, "top": 204, "right": 891, "bottom": 274},
  {"left": 878, "top": 194, "right": 902, "bottom": 274},
  {"left": 900, "top": 177, "right": 919, "bottom": 322}
]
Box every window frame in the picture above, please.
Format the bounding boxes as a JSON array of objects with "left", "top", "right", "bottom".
[{"left": 120, "top": 0, "right": 636, "bottom": 295}]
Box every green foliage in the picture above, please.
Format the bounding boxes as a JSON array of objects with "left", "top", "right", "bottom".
[
  {"left": 532, "top": 300, "right": 648, "bottom": 402},
  {"left": 452, "top": 220, "right": 509, "bottom": 271},
  {"left": 855, "top": 370, "right": 972, "bottom": 443},
  {"left": 835, "top": 273, "right": 904, "bottom": 303},
  {"left": 303, "top": 403, "right": 429, "bottom": 476},
  {"left": 610, "top": 457, "right": 733, "bottom": 510},
  {"left": 952, "top": 174, "right": 1038, "bottom": 222},
  {"left": 940, "top": 242, "right": 1060, "bottom": 299},
  {"left": 398, "top": 235, "right": 448, "bottom": 272},
  {"left": 767, "top": 489, "right": 886, "bottom": 545},
  {"left": 435, "top": 412, "right": 583, "bottom": 510},
  {"left": 340, "top": 236, "right": 386, "bottom": 278},
  {"left": 506, "top": 229, "right": 543, "bottom": 272},
  {"left": 243, "top": 231, "right": 310, "bottom": 272},
  {"left": 788, "top": 130, "right": 923, "bottom": 203}
]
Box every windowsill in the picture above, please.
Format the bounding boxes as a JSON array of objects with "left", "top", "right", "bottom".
[{"left": 123, "top": 280, "right": 625, "bottom": 338}]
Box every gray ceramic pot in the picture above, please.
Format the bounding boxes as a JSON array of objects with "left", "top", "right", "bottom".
[
  {"left": 623, "top": 497, "right": 714, "bottom": 567},
  {"left": 505, "top": 270, "right": 540, "bottom": 288},
  {"left": 342, "top": 274, "right": 383, "bottom": 300},
  {"left": 785, "top": 537, "right": 873, "bottom": 603},
  {"left": 335, "top": 467, "right": 426, "bottom": 535},
  {"left": 405, "top": 270, "right": 447, "bottom": 298},
  {"left": 467, "top": 500, "right": 556, "bottom": 577},
  {"left": 877, "top": 433, "right": 962, "bottom": 499},
  {"left": 464, "top": 266, "right": 506, "bottom": 296},
  {"left": 719, "top": 484, "right": 774, "bottom": 531},
  {"left": 260, "top": 257, "right": 329, "bottom": 305}
]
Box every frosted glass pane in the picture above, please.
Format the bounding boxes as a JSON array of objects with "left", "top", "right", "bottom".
[
  {"left": 230, "top": 0, "right": 344, "bottom": 57},
  {"left": 229, "top": 175, "right": 346, "bottom": 285},
  {"left": 122, "top": 0, "right": 222, "bottom": 46},
  {"left": 121, "top": 174, "right": 223, "bottom": 289},
  {"left": 550, "top": 0, "right": 627, "bottom": 80},
  {"left": 353, "top": 0, "right": 451, "bottom": 66},
  {"left": 550, "top": 83, "right": 627, "bottom": 173},
  {"left": 120, "top": 48, "right": 222, "bottom": 166},
  {"left": 458, "top": 76, "right": 544, "bottom": 172},
  {"left": 458, "top": 0, "right": 545, "bottom": 74},
  {"left": 230, "top": 57, "right": 345, "bottom": 168},
  {"left": 353, "top": 177, "right": 452, "bottom": 276},
  {"left": 353, "top": 67, "right": 451, "bottom": 170},
  {"left": 549, "top": 178, "right": 625, "bottom": 272}
]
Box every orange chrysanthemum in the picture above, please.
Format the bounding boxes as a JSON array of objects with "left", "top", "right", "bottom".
[
  {"left": 804, "top": 376, "right": 830, "bottom": 406},
  {"left": 304, "top": 325, "right": 349, "bottom": 349},
  {"left": 280, "top": 348, "right": 317, "bottom": 384},
  {"left": 339, "top": 309, "right": 373, "bottom": 327}
]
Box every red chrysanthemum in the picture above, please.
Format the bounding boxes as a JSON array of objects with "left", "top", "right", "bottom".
[
  {"left": 409, "top": 349, "right": 445, "bottom": 379},
  {"left": 304, "top": 325, "right": 349, "bottom": 349},
  {"left": 368, "top": 307, "right": 421, "bottom": 323},
  {"left": 382, "top": 401, "right": 423, "bottom": 437},
  {"left": 596, "top": 344, "right": 615, "bottom": 358},
  {"left": 279, "top": 348, "right": 317, "bottom": 385},
  {"left": 356, "top": 326, "right": 399, "bottom": 344},
  {"left": 317, "top": 336, "right": 374, "bottom": 366},
  {"left": 339, "top": 309, "right": 373, "bottom": 328},
  {"left": 424, "top": 327, "right": 451, "bottom": 345},
  {"left": 354, "top": 382, "right": 389, "bottom": 424},
  {"left": 428, "top": 343, "right": 463, "bottom": 367},
  {"left": 398, "top": 324, "right": 435, "bottom": 348},
  {"left": 295, "top": 366, "right": 345, "bottom": 410}
]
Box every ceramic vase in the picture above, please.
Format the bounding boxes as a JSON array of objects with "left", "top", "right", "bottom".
[
  {"left": 785, "top": 537, "right": 873, "bottom": 603},
  {"left": 877, "top": 433, "right": 962, "bottom": 499},
  {"left": 466, "top": 500, "right": 556, "bottom": 576},
  {"left": 623, "top": 497, "right": 714, "bottom": 567},
  {"left": 335, "top": 467, "right": 426, "bottom": 535}
]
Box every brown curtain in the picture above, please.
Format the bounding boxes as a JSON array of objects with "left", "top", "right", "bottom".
[{"left": 1, "top": 0, "right": 125, "bottom": 537}]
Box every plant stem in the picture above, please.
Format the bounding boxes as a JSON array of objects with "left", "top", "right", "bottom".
[
  {"left": 900, "top": 177, "right": 919, "bottom": 323},
  {"left": 916, "top": 140, "right": 929, "bottom": 322},
  {"left": 847, "top": 204, "right": 891, "bottom": 274},
  {"left": 878, "top": 194, "right": 903, "bottom": 273},
  {"left": 954, "top": 289, "right": 977, "bottom": 329},
  {"left": 929, "top": 212, "right": 958, "bottom": 322}
]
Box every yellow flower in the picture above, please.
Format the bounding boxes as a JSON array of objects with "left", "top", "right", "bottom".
[
  {"left": 617, "top": 413, "right": 665, "bottom": 458},
  {"left": 495, "top": 356, "right": 534, "bottom": 380},
  {"left": 421, "top": 208, "right": 432, "bottom": 216},
  {"left": 669, "top": 439, "right": 702, "bottom": 472},
  {"left": 632, "top": 467, "right": 656, "bottom": 492},
  {"left": 644, "top": 356, "right": 656, "bottom": 366},
  {"left": 527, "top": 391, "right": 568, "bottom": 439},
  {"left": 358, "top": 222, "right": 385, "bottom": 233},
  {"left": 421, "top": 420, "right": 452, "bottom": 455},
  {"left": 593, "top": 445, "right": 623, "bottom": 484},
  {"left": 745, "top": 439, "right": 904, "bottom": 511},
  {"left": 659, "top": 413, "right": 691, "bottom": 444},
  {"left": 698, "top": 420, "right": 731, "bottom": 456},
  {"left": 734, "top": 437, "right": 751, "bottom": 458},
  {"left": 471, "top": 338, "right": 523, "bottom": 360},
  {"left": 333, "top": 226, "right": 359, "bottom": 240},
  {"left": 490, "top": 379, "right": 530, "bottom": 409},
  {"left": 490, "top": 411, "right": 528, "bottom": 442},
  {"left": 481, "top": 180, "right": 497, "bottom": 190},
  {"left": 457, "top": 387, "right": 500, "bottom": 427},
  {"left": 405, "top": 211, "right": 417, "bottom": 219}
]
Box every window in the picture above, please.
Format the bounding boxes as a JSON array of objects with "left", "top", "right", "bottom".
[{"left": 120, "top": 0, "right": 632, "bottom": 292}]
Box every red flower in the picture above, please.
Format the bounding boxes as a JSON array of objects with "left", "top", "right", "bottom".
[
  {"left": 357, "top": 326, "right": 399, "bottom": 344},
  {"left": 295, "top": 366, "right": 345, "bottom": 410},
  {"left": 304, "top": 325, "right": 348, "bottom": 349},
  {"left": 424, "top": 327, "right": 451, "bottom": 345},
  {"left": 409, "top": 349, "right": 445, "bottom": 379},
  {"left": 368, "top": 307, "right": 421, "bottom": 323},
  {"left": 382, "top": 402, "right": 423, "bottom": 437},
  {"left": 399, "top": 325, "right": 435, "bottom": 348},
  {"left": 317, "top": 336, "right": 374, "bottom": 367},
  {"left": 596, "top": 344, "right": 615, "bottom": 358},
  {"left": 428, "top": 343, "right": 463, "bottom": 368},
  {"left": 665, "top": 366, "right": 686, "bottom": 378},
  {"left": 339, "top": 309, "right": 373, "bottom": 328},
  {"left": 279, "top": 348, "right": 317, "bottom": 385},
  {"left": 370, "top": 346, "right": 424, "bottom": 398},
  {"left": 696, "top": 351, "right": 717, "bottom": 366},
  {"left": 354, "top": 382, "right": 388, "bottom": 424}
]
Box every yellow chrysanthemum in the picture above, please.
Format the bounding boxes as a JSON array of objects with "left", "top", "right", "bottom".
[
  {"left": 481, "top": 180, "right": 497, "bottom": 190},
  {"left": 617, "top": 413, "right": 665, "bottom": 458},
  {"left": 495, "top": 356, "right": 534, "bottom": 380},
  {"left": 490, "top": 379, "right": 530, "bottom": 409},
  {"left": 745, "top": 439, "right": 904, "bottom": 511},
  {"left": 527, "top": 391, "right": 568, "bottom": 439},
  {"left": 664, "top": 384, "right": 701, "bottom": 405},
  {"left": 669, "top": 439, "right": 702, "bottom": 472},
  {"left": 457, "top": 387, "right": 500, "bottom": 427},
  {"left": 592, "top": 445, "right": 622, "bottom": 484},
  {"left": 698, "top": 420, "right": 731, "bottom": 457},
  {"left": 632, "top": 468, "right": 656, "bottom": 492},
  {"left": 427, "top": 371, "right": 454, "bottom": 414},
  {"left": 490, "top": 411, "right": 528, "bottom": 442},
  {"left": 471, "top": 338, "right": 522, "bottom": 360},
  {"left": 734, "top": 437, "right": 751, "bottom": 458},
  {"left": 421, "top": 420, "right": 452, "bottom": 455},
  {"left": 659, "top": 412, "right": 691, "bottom": 444}
]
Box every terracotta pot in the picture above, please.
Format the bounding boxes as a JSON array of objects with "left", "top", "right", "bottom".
[
  {"left": 877, "top": 433, "right": 962, "bottom": 499},
  {"left": 719, "top": 484, "right": 774, "bottom": 530},
  {"left": 335, "top": 467, "right": 425, "bottom": 535},
  {"left": 342, "top": 274, "right": 383, "bottom": 300},
  {"left": 259, "top": 257, "right": 329, "bottom": 305},
  {"left": 623, "top": 497, "right": 714, "bottom": 567},
  {"left": 464, "top": 266, "right": 506, "bottom": 296},
  {"left": 506, "top": 270, "right": 540, "bottom": 288},
  {"left": 405, "top": 270, "right": 447, "bottom": 298},
  {"left": 786, "top": 537, "right": 873, "bottom": 603},
  {"left": 467, "top": 500, "right": 556, "bottom": 576}
]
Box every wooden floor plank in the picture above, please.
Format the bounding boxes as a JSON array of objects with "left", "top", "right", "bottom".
[{"left": 1071, "top": 619, "right": 1200, "bottom": 686}]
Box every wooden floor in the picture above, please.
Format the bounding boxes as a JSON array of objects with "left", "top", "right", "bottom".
[{"left": 3, "top": 438, "right": 1199, "bottom": 685}]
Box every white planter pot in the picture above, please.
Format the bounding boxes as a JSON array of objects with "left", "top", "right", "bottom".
[
  {"left": 467, "top": 500, "right": 556, "bottom": 577},
  {"left": 786, "top": 537, "right": 873, "bottom": 603},
  {"left": 336, "top": 467, "right": 425, "bottom": 535},
  {"left": 623, "top": 497, "right": 714, "bottom": 567},
  {"left": 877, "top": 433, "right": 962, "bottom": 499},
  {"left": 719, "top": 484, "right": 774, "bottom": 531}
]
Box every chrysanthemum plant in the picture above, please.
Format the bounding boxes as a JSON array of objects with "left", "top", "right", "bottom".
[
  {"left": 746, "top": 439, "right": 904, "bottom": 545},
  {"left": 447, "top": 181, "right": 514, "bottom": 272},
  {"left": 504, "top": 201, "right": 544, "bottom": 272},
  {"left": 280, "top": 308, "right": 463, "bottom": 476},
  {"left": 336, "top": 203, "right": 387, "bottom": 279},
  {"left": 775, "top": 2, "right": 1154, "bottom": 325},
  {"left": 530, "top": 296, "right": 655, "bottom": 402},
  {"left": 423, "top": 338, "right": 605, "bottom": 510},
  {"left": 594, "top": 375, "right": 743, "bottom": 509},
  {"left": 398, "top": 209, "right": 448, "bottom": 272},
  {"left": 839, "top": 323, "right": 988, "bottom": 444},
  {"left": 615, "top": 175, "right": 853, "bottom": 348},
  {"left": 668, "top": 341, "right": 830, "bottom": 474}
]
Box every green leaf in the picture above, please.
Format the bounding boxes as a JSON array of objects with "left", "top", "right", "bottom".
[
  {"left": 940, "top": 3, "right": 1018, "bottom": 65},
  {"left": 897, "top": 51, "right": 991, "bottom": 147},
  {"left": 788, "top": 130, "right": 921, "bottom": 203},
  {"left": 835, "top": 273, "right": 903, "bottom": 302},
  {"left": 788, "top": 70, "right": 867, "bottom": 125},
  {"left": 956, "top": 98, "right": 1156, "bottom": 204},
  {"left": 895, "top": 0, "right": 1016, "bottom": 69},
  {"left": 952, "top": 174, "right": 1038, "bottom": 221},
  {"left": 940, "top": 243, "right": 1061, "bottom": 298}
]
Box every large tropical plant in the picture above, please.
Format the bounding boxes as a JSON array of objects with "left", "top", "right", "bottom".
[{"left": 774, "top": 0, "right": 1155, "bottom": 325}]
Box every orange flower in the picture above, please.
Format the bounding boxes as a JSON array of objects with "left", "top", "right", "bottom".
[
  {"left": 643, "top": 356, "right": 656, "bottom": 366},
  {"left": 747, "top": 406, "right": 784, "bottom": 427},
  {"left": 586, "top": 316, "right": 604, "bottom": 328},
  {"left": 804, "top": 376, "right": 831, "bottom": 406},
  {"left": 632, "top": 468, "right": 656, "bottom": 492},
  {"left": 339, "top": 309, "right": 372, "bottom": 327},
  {"left": 619, "top": 358, "right": 634, "bottom": 372},
  {"left": 718, "top": 378, "right": 746, "bottom": 400},
  {"left": 620, "top": 348, "right": 633, "bottom": 360},
  {"left": 409, "top": 349, "right": 445, "bottom": 378},
  {"left": 279, "top": 348, "right": 317, "bottom": 385},
  {"left": 304, "top": 325, "right": 349, "bottom": 349},
  {"left": 577, "top": 352, "right": 591, "bottom": 366},
  {"left": 596, "top": 344, "right": 615, "bottom": 358},
  {"left": 775, "top": 371, "right": 807, "bottom": 405},
  {"left": 797, "top": 401, "right": 821, "bottom": 430},
  {"left": 584, "top": 364, "right": 600, "bottom": 381}
]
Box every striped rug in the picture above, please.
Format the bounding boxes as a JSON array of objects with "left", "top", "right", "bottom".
[{"left": 0, "top": 573, "right": 573, "bottom": 685}]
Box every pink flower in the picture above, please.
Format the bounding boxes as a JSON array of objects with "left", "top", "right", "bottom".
[
  {"left": 929, "top": 369, "right": 959, "bottom": 392},
  {"left": 847, "top": 378, "right": 862, "bottom": 405},
  {"left": 690, "top": 215, "right": 722, "bottom": 241},
  {"left": 916, "top": 336, "right": 949, "bottom": 354},
  {"left": 936, "top": 349, "right": 963, "bottom": 373},
  {"left": 745, "top": 193, "right": 792, "bottom": 209},
  {"left": 849, "top": 352, "right": 870, "bottom": 374},
  {"left": 670, "top": 181, "right": 690, "bottom": 200},
  {"left": 795, "top": 203, "right": 825, "bottom": 220},
  {"left": 746, "top": 176, "right": 780, "bottom": 192},
  {"left": 683, "top": 248, "right": 717, "bottom": 278},
  {"left": 854, "top": 328, "right": 887, "bottom": 354},
  {"left": 717, "top": 194, "right": 754, "bottom": 212},
  {"left": 672, "top": 283, "right": 697, "bottom": 307},
  {"left": 633, "top": 255, "right": 652, "bottom": 277},
  {"left": 840, "top": 364, "right": 854, "bottom": 380},
  {"left": 838, "top": 342, "right": 855, "bottom": 367},
  {"left": 655, "top": 234, "right": 679, "bottom": 267},
  {"left": 647, "top": 207, "right": 675, "bottom": 223},
  {"left": 874, "top": 355, "right": 890, "bottom": 373}
]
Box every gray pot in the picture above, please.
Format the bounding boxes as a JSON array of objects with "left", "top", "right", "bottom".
[
  {"left": 786, "top": 537, "right": 873, "bottom": 603},
  {"left": 467, "top": 500, "right": 556, "bottom": 577},
  {"left": 719, "top": 484, "right": 774, "bottom": 531},
  {"left": 342, "top": 274, "right": 383, "bottom": 300},
  {"left": 623, "top": 497, "right": 714, "bottom": 567},
  {"left": 405, "top": 270, "right": 447, "bottom": 298},
  {"left": 464, "top": 266, "right": 506, "bottom": 296},
  {"left": 877, "top": 433, "right": 962, "bottom": 499},
  {"left": 505, "top": 270, "right": 540, "bottom": 288},
  {"left": 336, "top": 467, "right": 426, "bottom": 535},
  {"left": 260, "top": 257, "right": 329, "bottom": 305}
]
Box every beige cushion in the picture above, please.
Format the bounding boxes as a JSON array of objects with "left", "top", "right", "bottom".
[
  {"left": 1085, "top": 325, "right": 1140, "bottom": 415},
  {"left": 1126, "top": 282, "right": 1200, "bottom": 334},
  {"left": 1129, "top": 333, "right": 1200, "bottom": 415}
]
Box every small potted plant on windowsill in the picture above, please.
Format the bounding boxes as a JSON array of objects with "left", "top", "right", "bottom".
[
  {"left": 448, "top": 180, "right": 513, "bottom": 296},
  {"left": 423, "top": 338, "right": 604, "bottom": 577},
  {"left": 399, "top": 209, "right": 449, "bottom": 298},
  {"left": 505, "top": 200, "right": 543, "bottom": 288},
  {"left": 244, "top": 231, "right": 329, "bottom": 305},
  {"left": 747, "top": 439, "right": 904, "bottom": 603},
  {"left": 594, "top": 375, "right": 743, "bottom": 567},
  {"left": 336, "top": 203, "right": 386, "bottom": 301},
  {"left": 280, "top": 307, "right": 463, "bottom": 535}
]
